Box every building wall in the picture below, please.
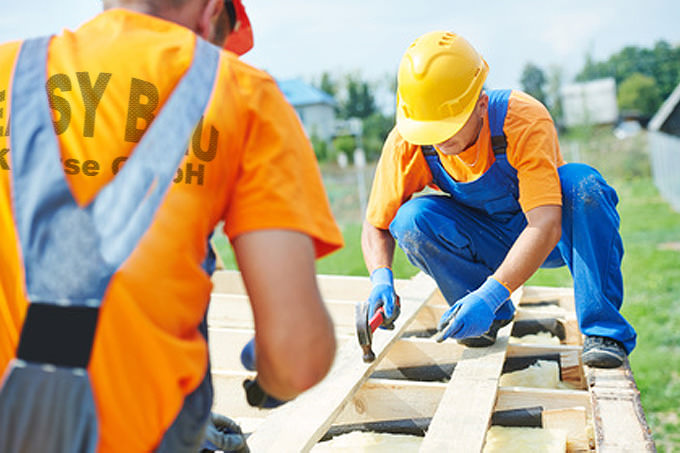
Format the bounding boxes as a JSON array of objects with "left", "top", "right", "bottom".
[
  {"left": 294, "top": 103, "right": 336, "bottom": 142},
  {"left": 561, "top": 78, "right": 618, "bottom": 128},
  {"left": 649, "top": 131, "right": 680, "bottom": 212}
]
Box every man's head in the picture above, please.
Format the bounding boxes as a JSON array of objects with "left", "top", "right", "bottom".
[
  {"left": 103, "top": 0, "right": 252, "bottom": 54},
  {"left": 395, "top": 31, "right": 488, "bottom": 147}
]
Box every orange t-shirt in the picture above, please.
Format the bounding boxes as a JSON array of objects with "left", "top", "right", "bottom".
[
  {"left": 0, "top": 9, "right": 342, "bottom": 452},
  {"left": 366, "top": 90, "right": 565, "bottom": 229}
]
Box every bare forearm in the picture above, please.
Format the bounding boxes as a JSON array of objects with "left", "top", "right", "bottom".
[
  {"left": 233, "top": 230, "right": 336, "bottom": 400},
  {"left": 492, "top": 205, "right": 562, "bottom": 292},
  {"left": 361, "top": 220, "right": 396, "bottom": 273}
]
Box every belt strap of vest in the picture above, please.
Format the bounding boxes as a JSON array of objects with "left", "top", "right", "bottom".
[{"left": 10, "top": 35, "right": 220, "bottom": 367}]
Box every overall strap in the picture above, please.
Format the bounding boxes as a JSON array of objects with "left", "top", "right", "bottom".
[
  {"left": 487, "top": 89, "right": 511, "bottom": 155},
  {"left": 11, "top": 36, "right": 220, "bottom": 306},
  {"left": 10, "top": 35, "right": 220, "bottom": 370}
]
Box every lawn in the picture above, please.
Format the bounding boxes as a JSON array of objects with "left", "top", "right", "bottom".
[{"left": 213, "top": 130, "right": 680, "bottom": 451}]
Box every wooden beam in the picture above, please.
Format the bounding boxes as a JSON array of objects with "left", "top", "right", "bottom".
[
  {"left": 585, "top": 359, "right": 656, "bottom": 452},
  {"left": 207, "top": 294, "right": 361, "bottom": 336},
  {"left": 212, "top": 370, "right": 265, "bottom": 422},
  {"left": 333, "top": 378, "right": 447, "bottom": 425},
  {"left": 245, "top": 272, "right": 439, "bottom": 453},
  {"left": 210, "top": 269, "right": 411, "bottom": 301},
  {"left": 208, "top": 328, "right": 354, "bottom": 372},
  {"left": 495, "top": 387, "right": 591, "bottom": 412},
  {"left": 521, "top": 285, "right": 574, "bottom": 304},
  {"left": 514, "top": 308, "right": 582, "bottom": 346},
  {"left": 208, "top": 327, "right": 253, "bottom": 371},
  {"left": 419, "top": 288, "right": 522, "bottom": 452},
  {"left": 419, "top": 322, "right": 514, "bottom": 452},
  {"left": 376, "top": 337, "right": 464, "bottom": 370},
  {"left": 211, "top": 270, "right": 246, "bottom": 294},
  {"left": 506, "top": 344, "right": 585, "bottom": 388}
]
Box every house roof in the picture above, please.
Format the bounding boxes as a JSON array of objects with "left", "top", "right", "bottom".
[
  {"left": 649, "top": 82, "right": 680, "bottom": 132},
  {"left": 277, "top": 79, "right": 337, "bottom": 108}
]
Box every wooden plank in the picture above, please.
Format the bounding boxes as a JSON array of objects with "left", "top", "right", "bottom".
[
  {"left": 211, "top": 270, "right": 246, "bottom": 294},
  {"left": 506, "top": 344, "right": 585, "bottom": 388},
  {"left": 419, "top": 322, "right": 513, "bottom": 452},
  {"left": 333, "top": 378, "right": 447, "bottom": 424},
  {"left": 210, "top": 269, "right": 410, "bottom": 301},
  {"left": 376, "top": 337, "right": 464, "bottom": 370},
  {"left": 521, "top": 285, "right": 574, "bottom": 303},
  {"left": 495, "top": 387, "right": 592, "bottom": 412},
  {"left": 207, "top": 294, "right": 361, "bottom": 336},
  {"left": 585, "top": 359, "right": 656, "bottom": 452},
  {"left": 245, "top": 272, "right": 439, "bottom": 453},
  {"left": 208, "top": 327, "right": 254, "bottom": 371},
  {"left": 419, "top": 289, "right": 522, "bottom": 452}
]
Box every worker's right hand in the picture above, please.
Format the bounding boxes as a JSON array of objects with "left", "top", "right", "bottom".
[
  {"left": 436, "top": 277, "right": 510, "bottom": 342},
  {"left": 368, "top": 267, "right": 399, "bottom": 328},
  {"left": 201, "top": 412, "right": 248, "bottom": 452}
]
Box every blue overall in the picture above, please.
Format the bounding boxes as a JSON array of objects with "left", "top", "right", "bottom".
[
  {"left": 0, "top": 36, "right": 220, "bottom": 452},
  {"left": 389, "top": 90, "right": 637, "bottom": 353}
]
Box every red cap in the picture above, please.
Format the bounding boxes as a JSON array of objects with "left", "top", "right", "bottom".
[{"left": 223, "top": 0, "right": 253, "bottom": 56}]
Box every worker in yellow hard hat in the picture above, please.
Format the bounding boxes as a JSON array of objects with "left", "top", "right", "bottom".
[
  {"left": 0, "top": 0, "right": 343, "bottom": 451},
  {"left": 362, "top": 31, "right": 636, "bottom": 368}
]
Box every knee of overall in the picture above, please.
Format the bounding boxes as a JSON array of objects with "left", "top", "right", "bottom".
[
  {"left": 559, "top": 163, "right": 618, "bottom": 213},
  {"left": 388, "top": 198, "right": 435, "bottom": 254}
]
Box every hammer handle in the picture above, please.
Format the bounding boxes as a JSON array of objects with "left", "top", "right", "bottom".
[{"left": 369, "top": 307, "right": 385, "bottom": 332}]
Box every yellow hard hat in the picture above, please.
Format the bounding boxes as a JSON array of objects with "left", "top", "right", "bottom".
[{"left": 396, "top": 31, "right": 489, "bottom": 145}]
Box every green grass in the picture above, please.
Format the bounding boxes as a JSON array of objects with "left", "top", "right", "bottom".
[{"left": 213, "top": 131, "right": 680, "bottom": 451}]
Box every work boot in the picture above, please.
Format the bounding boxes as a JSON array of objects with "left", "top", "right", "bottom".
[
  {"left": 582, "top": 335, "right": 626, "bottom": 368},
  {"left": 457, "top": 317, "right": 514, "bottom": 348}
]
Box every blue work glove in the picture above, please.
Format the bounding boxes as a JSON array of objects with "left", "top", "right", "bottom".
[
  {"left": 368, "top": 267, "right": 398, "bottom": 328},
  {"left": 239, "top": 338, "right": 285, "bottom": 408},
  {"left": 201, "top": 412, "right": 248, "bottom": 452},
  {"left": 240, "top": 338, "right": 256, "bottom": 371},
  {"left": 436, "top": 277, "right": 510, "bottom": 342}
]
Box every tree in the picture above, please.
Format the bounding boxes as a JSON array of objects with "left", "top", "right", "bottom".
[
  {"left": 617, "top": 73, "right": 663, "bottom": 117},
  {"left": 318, "top": 72, "right": 337, "bottom": 97},
  {"left": 520, "top": 63, "right": 547, "bottom": 105},
  {"left": 362, "top": 112, "right": 394, "bottom": 160},
  {"left": 340, "top": 74, "right": 376, "bottom": 119},
  {"left": 546, "top": 65, "right": 564, "bottom": 127},
  {"left": 575, "top": 40, "right": 680, "bottom": 113}
]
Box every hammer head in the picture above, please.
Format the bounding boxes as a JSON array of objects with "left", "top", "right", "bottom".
[{"left": 355, "top": 300, "right": 380, "bottom": 363}]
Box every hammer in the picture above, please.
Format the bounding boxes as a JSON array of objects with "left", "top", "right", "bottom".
[{"left": 355, "top": 297, "right": 400, "bottom": 363}]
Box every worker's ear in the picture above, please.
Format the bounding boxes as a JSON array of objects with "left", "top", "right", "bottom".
[
  {"left": 476, "top": 92, "right": 489, "bottom": 118},
  {"left": 196, "top": 0, "right": 224, "bottom": 41}
]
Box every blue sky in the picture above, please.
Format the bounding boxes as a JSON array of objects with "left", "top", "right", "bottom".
[{"left": 2, "top": 0, "right": 679, "bottom": 95}]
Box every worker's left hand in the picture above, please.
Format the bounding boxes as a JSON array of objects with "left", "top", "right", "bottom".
[
  {"left": 436, "top": 277, "right": 510, "bottom": 342},
  {"left": 239, "top": 339, "right": 285, "bottom": 408},
  {"left": 201, "top": 412, "right": 249, "bottom": 452}
]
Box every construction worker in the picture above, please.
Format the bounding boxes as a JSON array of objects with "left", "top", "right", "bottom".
[
  {"left": 362, "top": 31, "right": 636, "bottom": 369},
  {"left": 0, "top": 0, "right": 343, "bottom": 451}
]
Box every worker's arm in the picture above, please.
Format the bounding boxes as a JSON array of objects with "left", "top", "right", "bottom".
[
  {"left": 438, "top": 205, "right": 562, "bottom": 341},
  {"left": 361, "top": 220, "right": 399, "bottom": 324},
  {"left": 231, "top": 229, "right": 336, "bottom": 401},
  {"left": 492, "top": 204, "right": 562, "bottom": 291},
  {"left": 361, "top": 219, "right": 396, "bottom": 273}
]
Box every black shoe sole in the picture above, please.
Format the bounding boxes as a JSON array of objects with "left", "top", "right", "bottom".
[{"left": 582, "top": 350, "right": 624, "bottom": 368}]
